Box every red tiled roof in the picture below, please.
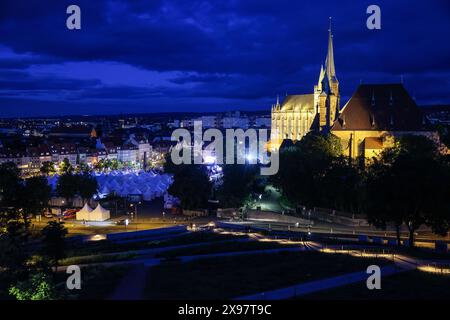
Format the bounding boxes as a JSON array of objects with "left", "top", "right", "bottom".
[{"left": 332, "top": 84, "right": 427, "bottom": 131}]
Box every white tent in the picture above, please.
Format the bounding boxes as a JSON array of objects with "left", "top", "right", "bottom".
[
  {"left": 89, "top": 204, "right": 110, "bottom": 221},
  {"left": 76, "top": 203, "right": 93, "bottom": 221}
]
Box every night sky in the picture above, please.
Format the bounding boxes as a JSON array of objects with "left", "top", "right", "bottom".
[{"left": 0, "top": 0, "right": 449, "bottom": 117}]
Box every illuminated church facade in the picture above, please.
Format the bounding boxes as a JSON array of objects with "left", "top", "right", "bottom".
[
  {"left": 270, "top": 24, "right": 340, "bottom": 150},
  {"left": 270, "top": 24, "right": 438, "bottom": 158}
]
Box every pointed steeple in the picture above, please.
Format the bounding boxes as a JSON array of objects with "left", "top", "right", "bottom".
[
  {"left": 325, "top": 17, "right": 336, "bottom": 81},
  {"left": 317, "top": 64, "right": 325, "bottom": 91},
  {"left": 319, "top": 64, "right": 325, "bottom": 83}
]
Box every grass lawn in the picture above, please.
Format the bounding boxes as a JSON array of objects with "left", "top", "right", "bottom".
[
  {"left": 65, "top": 231, "right": 247, "bottom": 258},
  {"left": 302, "top": 270, "right": 450, "bottom": 300},
  {"left": 60, "top": 252, "right": 138, "bottom": 266},
  {"left": 144, "top": 251, "right": 389, "bottom": 300},
  {"left": 57, "top": 265, "right": 130, "bottom": 300},
  {"left": 155, "top": 241, "right": 298, "bottom": 258}
]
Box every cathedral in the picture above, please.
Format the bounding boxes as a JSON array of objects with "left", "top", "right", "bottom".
[
  {"left": 269, "top": 24, "right": 437, "bottom": 158},
  {"left": 270, "top": 24, "right": 340, "bottom": 150}
]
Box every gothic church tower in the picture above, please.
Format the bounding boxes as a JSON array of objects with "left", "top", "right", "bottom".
[
  {"left": 269, "top": 20, "right": 341, "bottom": 151},
  {"left": 314, "top": 19, "right": 340, "bottom": 132}
]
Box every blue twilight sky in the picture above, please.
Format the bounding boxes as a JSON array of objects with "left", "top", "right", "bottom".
[{"left": 0, "top": 0, "right": 449, "bottom": 117}]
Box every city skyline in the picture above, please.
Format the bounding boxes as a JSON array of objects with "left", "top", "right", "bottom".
[
  {"left": 0, "top": 0, "right": 449, "bottom": 117},
  {"left": 0, "top": 1, "right": 450, "bottom": 305}
]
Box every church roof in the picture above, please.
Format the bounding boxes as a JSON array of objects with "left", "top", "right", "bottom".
[
  {"left": 332, "top": 84, "right": 427, "bottom": 131},
  {"left": 280, "top": 94, "right": 315, "bottom": 112}
]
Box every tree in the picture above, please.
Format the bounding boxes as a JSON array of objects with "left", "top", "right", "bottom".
[
  {"left": 20, "top": 176, "right": 51, "bottom": 225},
  {"left": 41, "top": 221, "right": 67, "bottom": 271},
  {"left": 0, "top": 162, "right": 22, "bottom": 209},
  {"left": 366, "top": 135, "right": 450, "bottom": 247},
  {"left": 319, "top": 157, "right": 366, "bottom": 213},
  {"left": 435, "top": 123, "right": 450, "bottom": 149},
  {"left": 93, "top": 159, "right": 104, "bottom": 172},
  {"left": 59, "top": 158, "right": 73, "bottom": 175},
  {"left": 9, "top": 273, "right": 56, "bottom": 300},
  {"left": 77, "top": 174, "right": 98, "bottom": 204},
  {"left": 0, "top": 221, "right": 32, "bottom": 300},
  {"left": 110, "top": 159, "right": 121, "bottom": 171},
  {"left": 0, "top": 221, "right": 30, "bottom": 275},
  {"left": 56, "top": 174, "right": 79, "bottom": 208},
  {"left": 40, "top": 161, "right": 56, "bottom": 176},
  {"left": 165, "top": 156, "right": 212, "bottom": 210},
  {"left": 366, "top": 156, "right": 404, "bottom": 245},
  {"left": 271, "top": 132, "right": 343, "bottom": 208},
  {"left": 0, "top": 162, "right": 23, "bottom": 230},
  {"left": 218, "top": 164, "right": 259, "bottom": 208},
  {"left": 76, "top": 162, "right": 92, "bottom": 175}
]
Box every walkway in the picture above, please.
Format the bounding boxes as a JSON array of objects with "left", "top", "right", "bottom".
[
  {"left": 235, "top": 265, "right": 409, "bottom": 300},
  {"left": 109, "top": 264, "right": 150, "bottom": 300}
]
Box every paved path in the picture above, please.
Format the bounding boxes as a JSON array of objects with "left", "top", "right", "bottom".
[
  {"left": 235, "top": 265, "right": 410, "bottom": 300},
  {"left": 112, "top": 231, "right": 190, "bottom": 244},
  {"left": 109, "top": 264, "right": 150, "bottom": 300},
  {"left": 58, "top": 228, "right": 448, "bottom": 299},
  {"left": 233, "top": 240, "right": 427, "bottom": 300}
]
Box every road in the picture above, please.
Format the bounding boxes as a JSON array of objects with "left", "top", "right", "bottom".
[{"left": 29, "top": 215, "right": 214, "bottom": 236}]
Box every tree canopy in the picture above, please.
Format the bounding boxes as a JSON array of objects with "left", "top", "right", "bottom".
[
  {"left": 164, "top": 154, "right": 212, "bottom": 210},
  {"left": 366, "top": 135, "right": 450, "bottom": 246},
  {"left": 41, "top": 221, "right": 68, "bottom": 270},
  {"left": 271, "top": 132, "right": 358, "bottom": 210},
  {"left": 217, "top": 164, "right": 260, "bottom": 208}
]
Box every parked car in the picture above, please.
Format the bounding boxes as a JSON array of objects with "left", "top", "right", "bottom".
[
  {"left": 115, "top": 218, "right": 129, "bottom": 226},
  {"left": 62, "top": 209, "right": 79, "bottom": 219},
  {"left": 44, "top": 212, "right": 54, "bottom": 218}
]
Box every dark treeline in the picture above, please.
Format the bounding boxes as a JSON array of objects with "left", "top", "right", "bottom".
[
  {"left": 271, "top": 132, "right": 450, "bottom": 247},
  {"left": 0, "top": 163, "right": 69, "bottom": 299}
]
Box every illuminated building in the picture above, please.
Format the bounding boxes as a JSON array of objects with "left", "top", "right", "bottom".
[
  {"left": 331, "top": 83, "right": 437, "bottom": 158},
  {"left": 270, "top": 22, "right": 340, "bottom": 150}
]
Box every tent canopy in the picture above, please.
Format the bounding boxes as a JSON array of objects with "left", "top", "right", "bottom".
[
  {"left": 89, "top": 204, "right": 110, "bottom": 222},
  {"left": 76, "top": 203, "right": 93, "bottom": 221}
]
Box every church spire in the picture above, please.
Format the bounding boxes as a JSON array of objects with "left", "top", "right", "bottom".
[{"left": 325, "top": 17, "right": 336, "bottom": 81}]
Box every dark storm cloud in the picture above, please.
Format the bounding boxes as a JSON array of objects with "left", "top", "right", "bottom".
[
  {"left": 0, "top": 0, "right": 449, "bottom": 116},
  {"left": 0, "top": 70, "right": 100, "bottom": 91}
]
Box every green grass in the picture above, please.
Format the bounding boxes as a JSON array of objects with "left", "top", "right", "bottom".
[
  {"left": 65, "top": 231, "right": 247, "bottom": 258},
  {"left": 302, "top": 270, "right": 450, "bottom": 300},
  {"left": 57, "top": 265, "right": 130, "bottom": 300},
  {"left": 155, "top": 241, "right": 298, "bottom": 258},
  {"left": 144, "top": 251, "right": 389, "bottom": 300},
  {"left": 60, "top": 252, "right": 137, "bottom": 266}
]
